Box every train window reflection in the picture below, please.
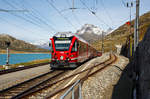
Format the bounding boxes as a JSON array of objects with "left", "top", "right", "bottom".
[{"left": 55, "top": 40, "right": 71, "bottom": 51}]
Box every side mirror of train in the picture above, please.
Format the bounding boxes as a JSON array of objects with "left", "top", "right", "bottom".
[{"left": 49, "top": 43, "right": 51, "bottom": 47}]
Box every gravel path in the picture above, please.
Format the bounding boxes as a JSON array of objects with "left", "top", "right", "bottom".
[
  {"left": 0, "top": 65, "right": 50, "bottom": 90},
  {"left": 82, "top": 53, "right": 129, "bottom": 99}
]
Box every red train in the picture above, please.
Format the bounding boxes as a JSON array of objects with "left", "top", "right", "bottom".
[{"left": 49, "top": 32, "right": 101, "bottom": 69}]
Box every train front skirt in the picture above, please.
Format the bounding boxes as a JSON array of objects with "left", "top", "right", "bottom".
[{"left": 50, "top": 60, "right": 78, "bottom": 69}]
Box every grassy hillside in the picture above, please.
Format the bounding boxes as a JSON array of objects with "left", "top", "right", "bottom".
[
  {"left": 0, "top": 34, "right": 49, "bottom": 53},
  {"left": 92, "top": 11, "right": 150, "bottom": 52}
]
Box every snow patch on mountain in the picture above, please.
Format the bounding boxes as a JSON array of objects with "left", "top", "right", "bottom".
[
  {"left": 31, "top": 40, "right": 50, "bottom": 49},
  {"left": 77, "top": 24, "right": 104, "bottom": 35}
]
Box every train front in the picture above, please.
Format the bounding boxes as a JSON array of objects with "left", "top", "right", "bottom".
[{"left": 50, "top": 33, "right": 78, "bottom": 69}]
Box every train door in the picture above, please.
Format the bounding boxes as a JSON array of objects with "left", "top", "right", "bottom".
[{"left": 70, "top": 40, "right": 78, "bottom": 62}]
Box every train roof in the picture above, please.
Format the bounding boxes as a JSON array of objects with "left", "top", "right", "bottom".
[{"left": 54, "top": 32, "right": 89, "bottom": 44}]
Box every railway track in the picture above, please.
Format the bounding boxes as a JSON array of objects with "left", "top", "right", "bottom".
[
  {"left": 0, "top": 62, "right": 49, "bottom": 75},
  {"left": 0, "top": 54, "right": 117, "bottom": 99},
  {"left": 19, "top": 54, "right": 117, "bottom": 99},
  {"left": 0, "top": 70, "right": 66, "bottom": 99},
  {"left": 45, "top": 53, "right": 117, "bottom": 98}
]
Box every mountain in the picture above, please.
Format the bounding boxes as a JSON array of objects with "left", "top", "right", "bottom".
[
  {"left": 31, "top": 40, "right": 50, "bottom": 50},
  {"left": 0, "top": 34, "right": 49, "bottom": 52},
  {"left": 105, "top": 27, "right": 114, "bottom": 35},
  {"left": 37, "top": 42, "right": 50, "bottom": 50},
  {"left": 92, "top": 11, "right": 150, "bottom": 52},
  {"left": 76, "top": 24, "right": 105, "bottom": 43}
]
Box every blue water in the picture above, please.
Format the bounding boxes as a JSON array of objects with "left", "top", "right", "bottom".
[{"left": 0, "top": 54, "right": 51, "bottom": 65}]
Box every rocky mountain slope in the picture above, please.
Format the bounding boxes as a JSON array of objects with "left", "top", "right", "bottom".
[
  {"left": 0, "top": 34, "right": 49, "bottom": 52},
  {"left": 92, "top": 11, "right": 150, "bottom": 52},
  {"left": 76, "top": 24, "right": 105, "bottom": 43}
]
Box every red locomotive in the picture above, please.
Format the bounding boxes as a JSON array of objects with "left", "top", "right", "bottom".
[{"left": 49, "top": 32, "right": 101, "bottom": 69}]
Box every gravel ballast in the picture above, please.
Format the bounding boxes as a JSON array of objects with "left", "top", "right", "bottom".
[{"left": 82, "top": 53, "right": 129, "bottom": 99}]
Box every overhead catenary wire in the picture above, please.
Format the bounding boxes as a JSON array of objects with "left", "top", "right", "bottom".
[
  {"left": 12, "top": 0, "right": 57, "bottom": 32},
  {"left": 1, "top": 1, "right": 43, "bottom": 29},
  {"left": 80, "top": 0, "right": 111, "bottom": 28},
  {"left": 46, "top": 0, "right": 77, "bottom": 30},
  {"left": 3, "top": 0, "right": 37, "bottom": 23},
  {"left": 0, "top": 16, "right": 45, "bottom": 39},
  {"left": 0, "top": 8, "right": 28, "bottom": 12},
  {"left": 21, "top": 0, "right": 57, "bottom": 32},
  {"left": 2, "top": 0, "right": 16, "bottom": 9},
  {"left": 66, "top": 0, "right": 71, "bottom": 7},
  {"left": 66, "top": 0, "right": 82, "bottom": 26},
  {"left": 99, "top": 0, "right": 114, "bottom": 28},
  {"left": 72, "top": 12, "right": 82, "bottom": 26},
  {"left": 2, "top": 0, "right": 55, "bottom": 33},
  {"left": 2, "top": 0, "right": 49, "bottom": 32},
  {"left": 92, "top": 0, "right": 98, "bottom": 12},
  {"left": 9, "top": 12, "right": 51, "bottom": 32},
  {"left": 121, "top": 0, "right": 128, "bottom": 7}
]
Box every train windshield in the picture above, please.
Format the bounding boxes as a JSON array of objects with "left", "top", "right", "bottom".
[{"left": 55, "top": 40, "right": 71, "bottom": 51}]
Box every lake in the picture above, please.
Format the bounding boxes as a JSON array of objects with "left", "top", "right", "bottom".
[{"left": 0, "top": 53, "right": 51, "bottom": 65}]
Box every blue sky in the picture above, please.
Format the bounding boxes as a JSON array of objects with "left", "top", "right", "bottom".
[{"left": 0, "top": 0, "right": 150, "bottom": 43}]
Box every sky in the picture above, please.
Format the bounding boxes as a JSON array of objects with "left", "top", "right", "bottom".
[{"left": 0, "top": 0, "right": 150, "bottom": 44}]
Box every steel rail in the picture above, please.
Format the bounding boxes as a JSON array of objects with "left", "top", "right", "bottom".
[
  {"left": 18, "top": 55, "right": 112, "bottom": 98},
  {"left": 20, "top": 54, "right": 117, "bottom": 99},
  {"left": 45, "top": 54, "right": 117, "bottom": 98},
  {"left": 0, "top": 70, "right": 65, "bottom": 99}
]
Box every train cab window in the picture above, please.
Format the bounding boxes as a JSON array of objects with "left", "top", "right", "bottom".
[
  {"left": 55, "top": 40, "right": 71, "bottom": 51},
  {"left": 71, "top": 40, "right": 77, "bottom": 52}
]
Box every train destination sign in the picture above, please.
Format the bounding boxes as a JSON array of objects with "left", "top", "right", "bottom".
[{"left": 57, "top": 37, "right": 69, "bottom": 40}]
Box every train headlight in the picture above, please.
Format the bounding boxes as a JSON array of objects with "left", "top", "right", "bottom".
[
  {"left": 67, "top": 58, "right": 70, "bottom": 61},
  {"left": 60, "top": 56, "right": 63, "bottom": 60}
]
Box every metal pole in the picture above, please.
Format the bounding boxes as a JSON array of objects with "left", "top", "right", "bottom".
[
  {"left": 128, "top": 2, "right": 133, "bottom": 57},
  {"left": 136, "top": 0, "right": 139, "bottom": 46},
  {"left": 6, "top": 47, "right": 9, "bottom": 66},
  {"left": 60, "top": 80, "right": 80, "bottom": 99},
  {"left": 129, "top": 4, "right": 131, "bottom": 57},
  {"left": 134, "top": 18, "right": 137, "bottom": 52},
  {"left": 79, "top": 82, "right": 82, "bottom": 99},
  {"left": 72, "top": 89, "right": 74, "bottom": 99},
  {"left": 102, "top": 31, "right": 104, "bottom": 53},
  {"left": 72, "top": 0, "right": 74, "bottom": 12},
  {"left": 134, "top": 0, "right": 140, "bottom": 52},
  {"left": 111, "top": 35, "right": 113, "bottom": 53}
]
